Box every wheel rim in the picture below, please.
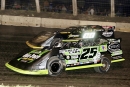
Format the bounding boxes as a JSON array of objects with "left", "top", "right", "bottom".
[
  {"left": 101, "top": 60, "right": 110, "bottom": 72},
  {"left": 50, "top": 62, "right": 60, "bottom": 73}
]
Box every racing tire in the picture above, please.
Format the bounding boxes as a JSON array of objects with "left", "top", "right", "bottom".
[
  {"left": 94, "top": 57, "right": 111, "bottom": 73},
  {"left": 47, "top": 56, "right": 65, "bottom": 76}
]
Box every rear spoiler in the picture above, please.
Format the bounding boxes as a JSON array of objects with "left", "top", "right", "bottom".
[{"left": 102, "top": 26, "right": 115, "bottom": 31}]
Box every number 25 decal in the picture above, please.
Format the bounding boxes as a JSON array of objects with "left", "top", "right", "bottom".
[{"left": 81, "top": 47, "right": 98, "bottom": 59}]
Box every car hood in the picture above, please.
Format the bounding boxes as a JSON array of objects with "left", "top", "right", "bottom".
[
  {"left": 7, "top": 48, "right": 50, "bottom": 70},
  {"left": 26, "top": 31, "right": 54, "bottom": 49}
]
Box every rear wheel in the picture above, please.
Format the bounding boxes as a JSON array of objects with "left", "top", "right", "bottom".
[
  {"left": 47, "top": 56, "right": 65, "bottom": 76},
  {"left": 94, "top": 57, "right": 111, "bottom": 73}
]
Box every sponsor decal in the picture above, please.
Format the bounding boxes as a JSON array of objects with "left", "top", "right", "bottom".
[
  {"left": 60, "top": 48, "right": 81, "bottom": 55},
  {"left": 108, "top": 43, "right": 120, "bottom": 49},
  {"left": 99, "top": 45, "right": 107, "bottom": 52},
  {"left": 102, "top": 31, "right": 113, "bottom": 37},
  {"left": 22, "top": 53, "right": 40, "bottom": 59},
  {"left": 102, "top": 45, "right": 107, "bottom": 50},
  {"left": 17, "top": 50, "right": 49, "bottom": 63},
  {"left": 71, "top": 55, "right": 78, "bottom": 59},
  {"left": 66, "top": 48, "right": 81, "bottom": 54},
  {"left": 69, "top": 34, "right": 79, "bottom": 38},
  {"left": 67, "top": 60, "right": 77, "bottom": 64},
  {"left": 111, "top": 50, "right": 123, "bottom": 56}
]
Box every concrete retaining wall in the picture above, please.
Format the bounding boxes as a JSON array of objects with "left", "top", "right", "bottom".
[
  {"left": 0, "top": 15, "right": 130, "bottom": 32},
  {"left": 41, "top": 18, "right": 79, "bottom": 28},
  {"left": 79, "top": 21, "right": 116, "bottom": 26},
  {"left": 1, "top": 15, "right": 41, "bottom": 27}
]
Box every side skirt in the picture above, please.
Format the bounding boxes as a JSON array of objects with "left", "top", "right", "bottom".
[{"left": 66, "top": 58, "right": 125, "bottom": 71}]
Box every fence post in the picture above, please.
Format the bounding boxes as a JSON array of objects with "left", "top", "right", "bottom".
[
  {"left": 72, "top": 0, "right": 78, "bottom": 16},
  {"left": 1, "top": 0, "right": 5, "bottom": 10},
  {"left": 111, "top": 0, "right": 115, "bottom": 17},
  {"left": 35, "top": 0, "right": 41, "bottom": 13}
]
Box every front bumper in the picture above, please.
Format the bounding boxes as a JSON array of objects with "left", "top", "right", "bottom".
[{"left": 5, "top": 63, "right": 48, "bottom": 75}]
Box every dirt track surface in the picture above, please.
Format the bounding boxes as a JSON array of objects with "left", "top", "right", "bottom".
[{"left": 0, "top": 25, "right": 130, "bottom": 87}]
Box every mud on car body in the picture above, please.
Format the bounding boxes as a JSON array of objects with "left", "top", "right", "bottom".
[{"left": 5, "top": 25, "right": 125, "bottom": 76}]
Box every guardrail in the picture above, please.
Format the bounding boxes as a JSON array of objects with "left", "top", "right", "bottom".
[{"left": 0, "top": 15, "right": 130, "bottom": 32}]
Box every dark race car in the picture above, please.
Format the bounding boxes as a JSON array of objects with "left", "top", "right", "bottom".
[{"left": 5, "top": 25, "right": 125, "bottom": 76}]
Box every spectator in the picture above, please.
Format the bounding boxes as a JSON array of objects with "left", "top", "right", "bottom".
[
  {"left": 96, "top": 8, "right": 100, "bottom": 15},
  {"left": 54, "top": 5, "right": 59, "bottom": 12},
  {"left": 49, "top": 0, "right": 53, "bottom": 12},
  {"left": 117, "top": 3, "right": 123, "bottom": 16},
  {"left": 67, "top": 5, "right": 73, "bottom": 14},
  {"left": 58, "top": 5, "right": 62, "bottom": 13},
  {"left": 13, "top": 1, "right": 21, "bottom": 10},
  {"left": 43, "top": 0, "right": 49, "bottom": 12},
  {"left": 87, "top": 7, "right": 91, "bottom": 15},
  {"left": 90, "top": 8, "right": 94, "bottom": 15},
  {"left": 80, "top": 6, "right": 85, "bottom": 14},
  {"left": 103, "top": 9, "right": 108, "bottom": 16},
  {"left": 61, "top": 4, "right": 67, "bottom": 13}
]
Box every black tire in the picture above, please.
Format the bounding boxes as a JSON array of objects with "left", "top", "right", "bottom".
[
  {"left": 47, "top": 56, "right": 65, "bottom": 76},
  {"left": 50, "top": 38, "right": 62, "bottom": 49},
  {"left": 94, "top": 57, "right": 111, "bottom": 73}
]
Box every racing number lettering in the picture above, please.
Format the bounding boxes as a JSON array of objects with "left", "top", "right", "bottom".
[
  {"left": 81, "top": 47, "right": 97, "bottom": 59},
  {"left": 81, "top": 48, "right": 90, "bottom": 58},
  {"left": 89, "top": 48, "right": 97, "bottom": 58}
]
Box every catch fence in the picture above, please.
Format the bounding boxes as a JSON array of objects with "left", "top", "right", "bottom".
[{"left": 2, "top": 0, "right": 130, "bottom": 17}]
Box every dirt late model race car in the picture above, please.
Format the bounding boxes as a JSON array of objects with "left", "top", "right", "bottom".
[{"left": 5, "top": 25, "right": 125, "bottom": 76}]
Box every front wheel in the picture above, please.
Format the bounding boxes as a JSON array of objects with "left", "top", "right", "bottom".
[
  {"left": 94, "top": 57, "right": 111, "bottom": 73},
  {"left": 47, "top": 56, "right": 65, "bottom": 76}
]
